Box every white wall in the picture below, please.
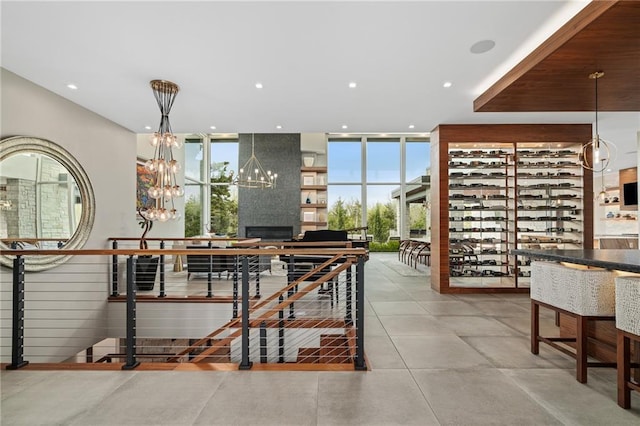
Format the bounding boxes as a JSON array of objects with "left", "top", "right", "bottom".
[
  {"left": 300, "top": 133, "right": 327, "bottom": 167},
  {"left": 1, "top": 68, "right": 137, "bottom": 362}
]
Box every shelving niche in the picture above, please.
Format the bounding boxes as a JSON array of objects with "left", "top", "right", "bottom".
[{"left": 300, "top": 153, "right": 328, "bottom": 231}]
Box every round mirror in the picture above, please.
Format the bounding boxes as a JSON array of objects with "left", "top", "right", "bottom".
[{"left": 0, "top": 136, "right": 95, "bottom": 271}]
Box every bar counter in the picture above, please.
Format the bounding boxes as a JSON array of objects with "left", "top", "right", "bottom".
[
  {"left": 512, "top": 248, "right": 640, "bottom": 366},
  {"left": 512, "top": 249, "right": 640, "bottom": 273}
]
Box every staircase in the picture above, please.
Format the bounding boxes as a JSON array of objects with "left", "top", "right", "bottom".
[
  {"left": 296, "top": 332, "right": 353, "bottom": 364},
  {"left": 159, "top": 256, "right": 365, "bottom": 368}
]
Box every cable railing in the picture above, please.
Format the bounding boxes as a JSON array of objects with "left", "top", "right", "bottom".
[{"left": 1, "top": 241, "right": 368, "bottom": 370}]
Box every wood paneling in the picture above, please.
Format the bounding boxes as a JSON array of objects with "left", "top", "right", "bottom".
[
  {"left": 437, "top": 124, "right": 592, "bottom": 143},
  {"left": 475, "top": 1, "right": 640, "bottom": 112}
]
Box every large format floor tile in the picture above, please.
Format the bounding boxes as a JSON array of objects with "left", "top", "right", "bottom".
[
  {"left": 392, "top": 335, "right": 492, "bottom": 369},
  {"left": 363, "top": 335, "right": 406, "bottom": 369},
  {"left": 437, "top": 315, "right": 522, "bottom": 337},
  {"left": 503, "top": 368, "right": 640, "bottom": 424},
  {"left": 370, "top": 300, "right": 428, "bottom": 316},
  {"left": 317, "top": 369, "right": 439, "bottom": 425},
  {"left": 194, "top": 371, "right": 320, "bottom": 425},
  {"left": 70, "top": 371, "right": 224, "bottom": 425},
  {"left": 411, "top": 369, "right": 562, "bottom": 426},
  {"left": 419, "top": 300, "right": 483, "bottom": 316},
  {"left": 1, "top": 371, "right": 134, "bottom": 426},
  {"left": 378, "top": 314, "right": 454, "bottom": 337},
  {"left": 462, "top": 335, "right": 575, "bottom": 369}
]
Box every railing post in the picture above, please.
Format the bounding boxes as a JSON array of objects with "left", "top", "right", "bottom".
[
  {"left": 7, "top": 255, "right": 28, "bottom": 370},
  {"left": 354, "top": 256, "right": 367, "bottom": 370},
  {"left": 232, "top": 254, "right": 239, "bottom": 318},
  {"left": 260, "top": 321, "right": 267, "bottom": 363},
  {"left": 111, "top": 240, "right": 119, "bottom": 297},
  {"left": 287, "top": 256, "right": 296, "bottom": 319},
  {"left": 239, "top": 256, "right": 252, "bottom": 370},
  {"left": 345, "top": 261, "right": 353, "bottom": 325},
  {"left": 278, "top": 295, "right": 285, "bottom": 363},
  {"left": 206, "top": 241, "right": 213, "bottom": 298},
  {"left": 159, "top": 240, "right": 166, "bottom": 298},
  {"left": 254, "top": 255, "right": 261, "bottom": 298},
  {"left": 122, "top": 256, "right": 140, "bottom": 370}
]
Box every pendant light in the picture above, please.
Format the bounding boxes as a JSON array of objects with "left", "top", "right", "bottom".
[
  {"left": 580, "top": 71, "right": 615, "bottom": 172},
  {"left": 233, "top": 134, "right": 278, "bottom": 189}
]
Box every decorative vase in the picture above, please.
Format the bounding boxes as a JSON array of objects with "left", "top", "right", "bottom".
[{"left": 303, "top": 155, "right": 315, "bottom": 167}]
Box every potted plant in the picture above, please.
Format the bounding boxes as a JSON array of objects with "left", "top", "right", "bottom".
[{"left": 135, "top": 209, "right": 159, "bottom": 291}]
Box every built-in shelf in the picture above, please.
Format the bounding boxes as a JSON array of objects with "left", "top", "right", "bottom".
[
  {"left": 301, "top": 166, "right": 327, "bottom": 173},
  {"left": 300, "top": 151, "right": 328, "bottom": 231}
]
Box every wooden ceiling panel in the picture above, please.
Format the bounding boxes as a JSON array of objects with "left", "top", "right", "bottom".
[{"left": 475, "top": 1, "right": 640, "bottom": 112}]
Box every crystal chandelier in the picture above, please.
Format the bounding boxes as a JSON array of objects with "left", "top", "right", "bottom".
[
  {"left": 233, "top": 134, "right": 278, "bottom": 189},
  {"left": 580, "top": 71, "right": 615, "bottom": 172},
  {"left": 142, "top": 80, "right": 184, "bottom": 221}
]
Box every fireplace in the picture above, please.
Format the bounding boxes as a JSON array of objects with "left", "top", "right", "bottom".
[{"left": 245, "top": 226, "right": 294, "bottom": 241}]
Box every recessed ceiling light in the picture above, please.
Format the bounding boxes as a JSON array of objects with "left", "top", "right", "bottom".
[
  {"left": 255, "top": 82, "right": 263, "bottom": 89},
  {"left": 348, "top": 82, "right": 357, "bottom": 89},
  {"left": 144, "top": 126, "right": 152, "bottom": 130},
  {"left": 408, "top": 124, "right": 415, "bottom": 129},
  {"left": 443, "top": 81, "right": 453, "bottom": 88},
  {"left": 210, "top": 126, "right": 216, "bottom": 130},
  {"left": 341, "top": 125, "right": 348, "bottom": 129},
  {"left": 606, "top": 168, "right": 612, "bottom": 172},
  {"left": 470, "top": 39, "right": 496, "bottom": 54},
  {"left": 67, "top": 83, "right": 78, "bottom": 90},
  {"left": 276, "top": 125, "right": 282, "bottom": 129}
]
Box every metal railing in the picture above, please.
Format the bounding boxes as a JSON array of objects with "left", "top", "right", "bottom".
[{"left": 1, "top": 243, "right": 367, "bottom": 370}]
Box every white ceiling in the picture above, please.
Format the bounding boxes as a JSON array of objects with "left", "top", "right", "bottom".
[{"left": 1, "top": 1, "right": 638, "bottom": 169}]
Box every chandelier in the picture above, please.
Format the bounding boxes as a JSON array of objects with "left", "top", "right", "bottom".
[
  {"left": 142, "top": 79, "right": 184, "bottom": 221},
  {"left": 233, "top": 134, "right": 278, "bottom": 189},
  {"left": 580, "top": 71, "right": 615, "bottom": 172}
]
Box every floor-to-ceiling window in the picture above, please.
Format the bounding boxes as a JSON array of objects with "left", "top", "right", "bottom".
[
  {"left": 327, "top": 140, "right": 362, "bottom": 231},
  {"left": 405, "top": 138, "right": 431, "bottom": 238},
  {"left": 328, "top": 135, "right": 430, "bottom": 241},
  {"left": 184, "top": 135, "right": 239, "bottom": 237},
  {"left": 366, "top": 139, "right": 400, "bottom": 242}
]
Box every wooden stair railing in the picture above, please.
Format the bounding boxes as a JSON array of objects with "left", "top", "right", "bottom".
[
  {"left": 166, "top": 255, "right": 355, "bottom": 363},
  {"left": 188, "top": 259, "right": 355, "bottom": 363}
]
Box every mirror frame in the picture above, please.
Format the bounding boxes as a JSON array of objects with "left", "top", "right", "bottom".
[{"left": 0, "top": 136, "right": 95, "bottom": 271}]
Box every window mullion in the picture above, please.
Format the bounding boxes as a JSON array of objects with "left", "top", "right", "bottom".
[{"left": 203, "top": 136, "right": 211, "bottom": 235}]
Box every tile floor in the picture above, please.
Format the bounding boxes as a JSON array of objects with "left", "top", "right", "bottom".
[{"left": 2, "top": 253, "right": 640, "bottom": 425}]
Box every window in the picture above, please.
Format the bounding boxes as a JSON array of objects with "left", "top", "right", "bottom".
[
  {"left": 367, "top": 140, "right": 400, "bottom": 183},
  {"left": 406, "top": 140, "right": 430, "bottom": 181},
  {"left": 327, "top": 185, "right": 362, "bottom": 231},
  {"left": 183, "top": 136, "right": 239, "bottom": 237},
  {"left": 328, "top": 136, "right": 430, "bottom": 241},
  {"left": 209, "top": 140, "right": 238, "bottom": 236},
  {"left": 328, "top": 141, "right": 361, "bottom": 183}
]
